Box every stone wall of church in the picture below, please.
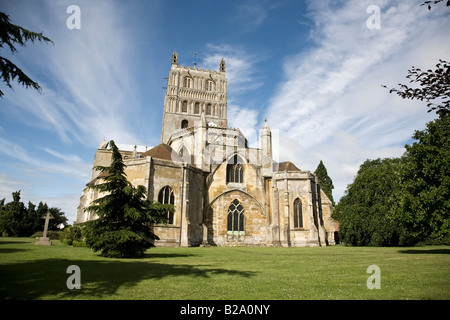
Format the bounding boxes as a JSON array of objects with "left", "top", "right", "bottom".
[
  {"left": 123, "top": 157, "right": 151, "bottom": 190},
  {"left": 272, "top": 171, "right": 322, "bottom": 247},
  {"left": 207, "top": 159, "right": 268, "bottom": 246},
  {"left": 149, "top": 158, "right": 183, "bottom": 246}
]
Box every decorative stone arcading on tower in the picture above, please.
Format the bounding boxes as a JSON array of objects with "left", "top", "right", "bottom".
[{"left": 160, "top": 53, "right": 228, "bottom": 144}]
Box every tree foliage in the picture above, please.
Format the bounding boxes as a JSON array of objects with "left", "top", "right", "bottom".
[
  {"left": 333, "top": 115, "right": 450, "bottom": 246},
  {"left": 399, "top": 114, "right": 450, "bottom": 244},
  {"left": 314, "top": 160, "right": 334, "bottom": 205},
  {"left": 84, "top": 140, "right": 173, "bottom": 258},
  {"left": 333, "top": 158, "right": 406, "bottom": 246},
  {"left": 421, "top": 0, "right": 450, "bottom": 10},
  {"left": 0, "top": 190, "right": 68, "bottom": 237},
  {"left": 382, "top": 60, "right": 449, "bottom": 116},
  {"left": 0, "top": 11, "right": 53, "bottom": 97}
]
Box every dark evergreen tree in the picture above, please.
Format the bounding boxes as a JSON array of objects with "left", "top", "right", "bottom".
[
  {"left": 0, "top": 11, "right": 53, "bottom": 97},
  {"left": 0, "top": 191, "right": 26, "bottom": 236},
  {"left": 0, "top": 191, "right": 68, "bottom": 236},
  {"left": 84, "top": 140, "right": 173, "bottom": 258},
  {"left": 314, "top": 160, "right": 334, "bottom": 205}
]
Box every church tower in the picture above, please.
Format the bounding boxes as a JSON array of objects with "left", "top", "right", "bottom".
[{"left": 160, "top": 52, "right": 228, "bottom": 144}]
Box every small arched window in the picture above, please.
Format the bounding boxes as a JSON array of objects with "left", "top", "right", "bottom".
[
  {"left": 226, "top": 155, "right": 244, "bottom": 184},
  {"left": 227, "top": 199, "right": 244, "bottom": 234},
  {"left": 184, "top": 77, "right": 192, "bottom": 88},
  {"left": 206, "top": 104, "right": 211, "bottom": 115},
  {"left": 194, "top": 102, "right": 200, "bottom": 114},
  {"left": 206, "top": 80, "right": 213, "bottom": 91},
  {"left": 158, "top": 186, "right": 175, "bottom": 224},
  {"left": 182, "top": 101, "right": 188, "bottom": 113},
  {"left": 181, "top": 119, "right": 188, "bottom": 129},
  {"left": 294, "top": 198, "right": 303, "bottom": 228}
]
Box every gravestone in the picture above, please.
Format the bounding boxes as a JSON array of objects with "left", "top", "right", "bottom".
[{"left": 35, "top": 211, "right": 54, "bottom": 245}]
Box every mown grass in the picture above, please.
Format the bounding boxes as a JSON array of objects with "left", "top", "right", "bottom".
[{"left": 0, "top": 237, "right": 449, "bottom": 300}]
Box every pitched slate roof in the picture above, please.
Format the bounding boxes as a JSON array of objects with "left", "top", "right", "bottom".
[
  {"left": 141, "top": 144, "right": 182, "bottom": 162},
  {"left": 277, "top": 161, "right": 301, "bottom": 172},
  {"left": 85, "top": 171, "right": 109, "bottom": 186}
]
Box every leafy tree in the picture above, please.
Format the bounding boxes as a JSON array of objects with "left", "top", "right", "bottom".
[
  {"left": 398, "top": 114, "right": 450, "bottom": 244},
  {"left": 0, "top": 191, "right": 27, "bottom": 236},
  {"left": 35, "top": 201, "right": 68, "bottom": 230},
  {"left": 382, "top": 60, "right": 449, "bottom": 117},
  {"left": 314, "top": 160, "right": 334, "bottom": 205},
  {"left": 332, "top": 158, "right": 405, "bottom": 246},
  {"left": 84, "top": 140, "right": 173, "bottom": 258},
  {"left": 60, "top": 225, "right": 83, "bottom": 245},
  {"left": 0, "top": 11, "right": 53, "bottom": 97},
  {"left": 0, "top": 191, "right": 68, "bottom": 236}
]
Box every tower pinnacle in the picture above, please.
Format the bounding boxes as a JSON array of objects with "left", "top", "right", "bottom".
[
  {"left": 220, "top": 58, "right": 225, "bottom": 72},
  {"left": 172, "top": 51, "right": 178, "bottom": 65}
]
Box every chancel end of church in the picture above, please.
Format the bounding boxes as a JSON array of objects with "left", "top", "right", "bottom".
[{"left": 76, "top": 52, "right": 339, "bottom": 247}]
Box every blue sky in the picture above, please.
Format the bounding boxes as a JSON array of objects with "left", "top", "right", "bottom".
[{"left": 0, "top": 0, "right": 449, "bottom": 224}]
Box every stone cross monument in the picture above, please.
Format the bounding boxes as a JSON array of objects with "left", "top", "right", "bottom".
[{"left": 35, "top": 211, "right": 54, "bottom": 246}]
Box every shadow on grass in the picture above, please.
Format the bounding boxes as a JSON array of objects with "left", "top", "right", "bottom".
[
  {"left": 399, "top": 249, "right": 450, "bottom": 255},
  {"left": 0, "top": 248, "right": 30, "bottom": 254},
  {"left": 0, "top": 240, "right": 30, "bottom": 245},
  {"left": 0, "top": 258, "right": 256, "bottom": 300}
]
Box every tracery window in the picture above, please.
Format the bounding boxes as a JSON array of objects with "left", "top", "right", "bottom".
[
  {"left": 293, "top": 198, "right": 303, "bottom": 228},
  {"left": 227, "top": 199, "right": 245, "bottom": 234},
  {"left": 226, "top": 155, "right": 244, "bottom": 184},
  {"left": 158, "top": 186, "right": 175, "bottom": 224}
]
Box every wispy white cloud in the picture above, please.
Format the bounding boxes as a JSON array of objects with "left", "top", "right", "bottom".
[
  {"left": 265, "top": 0, "right": 450, "bottom": 199},
  {"left": 0, "top": 136, "right": 91, "bottom": 180},
  {"left": 201, "top": 43, "right": 265, "bottom": 94},
  {"left": 233, "top": 1, "right": 268, "bottom": 31},
  {"left": 227, "top": 103, "right": 259, "bottom": 148},
  {"left": 1, "top": 0, "right": 146, "bottom": 147}
]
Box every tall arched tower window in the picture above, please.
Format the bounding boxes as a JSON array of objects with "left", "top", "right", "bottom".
[
  {"left": 182, "top": 100, "right": 188, "bottom": 113},
  {"left": 184, "top": 77, "right": 192, "bottom": 88},
  {"left": 227, "top": 199, "right": 244, "bottom": 234},
  {"left": 206, "top": 103, "right": 212, "bottom": 115},
  {"left": 293, "top": 198, "right": 303, "bottom": 228},
  {"left": 206, "top": 80, "right": 213, "bottom": 91},
  {"left": 194, "top": 102, "right": 200, "bottom": 114},
  {"left": 158, "top": 186, "right": 175, "bottom": 224},
  {"left": 227, "top": 155, "right": 244, "bottom": 184}
]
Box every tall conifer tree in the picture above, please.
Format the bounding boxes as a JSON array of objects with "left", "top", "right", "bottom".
[
  {"left": 314, "top": 160, "right": 334, "bottom": 205},
  {"left": 84, "top": 140, "right": 173, "bottom": 258}
]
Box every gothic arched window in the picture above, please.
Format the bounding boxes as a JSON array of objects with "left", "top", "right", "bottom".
[
  {"left": 181, "top": 119, "right": 188, "bottom": 129},
  {"left": 182, "top": 100, "right": 188, "bottom": 113},
  {"left": 293, "top": 198, "right": 303, "bottom": 228},
  {"left": 158, "top": 186, "right": 175, "bottom": 224},
  {"left": 206, "top": 103, "right": 212, "bottom": 116},
  {"left": 206, "top": 80, "right": 213, "bottom": 91},
  {"left": 226, "top": 155, "right": 244, "bottom": 184},
  {"left": 194, "top": 102, "right": 200, "bottom": 114},
  {"left": 184, "top": 77, "right": 192, "bottom": 88},
  {"left": 227, "top": 199, "right": 244, "bottom": 234}
]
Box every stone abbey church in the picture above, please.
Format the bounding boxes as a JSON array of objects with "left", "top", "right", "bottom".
[{"left": 76, "top": 52, "right": 338, "bottom": 247}]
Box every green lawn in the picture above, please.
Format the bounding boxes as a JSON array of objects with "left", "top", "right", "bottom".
[{"left": 0, "top": 237, "right": 449, "bottom": 300}]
